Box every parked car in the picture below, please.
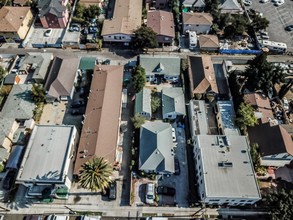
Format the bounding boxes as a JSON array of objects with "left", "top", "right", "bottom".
[
  {"left": 44, "top": 29, "right": 52, "bottom": 37},
  {"left": 260, "top": 0, "right": 269, "bottom": 3},
  {"left": 145, "top": 183, "right": 155, "bottom": 204},
  {"left": 102, "top": 59, "right": 111, "bottom": 65},
  {"left": 156, "top": 186, "right": 176, "bottom": 196},
  {"left": 108, "top": 181, "right": 117, "bottom": 200},
  {"left": 285, "top": 25, "right": 293, "bottom": 31},
  {"left": 79, "top": 87, "right": 86, "bottom": 97},
  {"left": 174, "top": 158, "right": 180, "bottom": 175},
  {"left": 243, "top": 0, "right": 252, "bottom": 5},
  {"left": 172, "top": 128, "right": 176, "bottom": 142},
  {"left": 274, "top": 0, "right": 285, "bottom": 6},
  {"left": 71, "top": 107, "right": 85, "bottom": 115},
  {"left": 71, "top": 99, "right": 85, "bottom": 108}
]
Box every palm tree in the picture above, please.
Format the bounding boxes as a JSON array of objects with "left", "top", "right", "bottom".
[{"left": 79, "top": 157, "right": 113, "bottom": 192}]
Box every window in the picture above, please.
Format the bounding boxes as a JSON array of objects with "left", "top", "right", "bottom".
[
  {"left": 198, "top": 155, "right": 200, "bottom": 160},
  {"left": 240, "top": 200, "right": 246, "bottom": 202},
  {"left": 247, "top": 200, "right": 253, "bottom": 203},
  {"left": 199, "top": 172, "right": 202, "bottom": 176},
  {"left": 202, "top": 193, "right": 205, "bottom": 198},
  {"left": 200, "top": 180, "right": 202, "bottom": 184},
  {"left": 164, "top": 37, "right": 170, "bottom": 41}
]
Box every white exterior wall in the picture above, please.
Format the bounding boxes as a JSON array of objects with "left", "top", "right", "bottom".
[
  {"left": 138, "top": 111, "right": 151, "bottom": 120},
  {"left": 193, "top": 141, "right": 260, "bottom": 206},
  {"left": 261, "top": 153, "right": 293, "bottom": 167},
  {"left": 183, "top": 24, "right": 211, "bottom": 34},
  {"left": 2, "top": 121, "right": 19, "bottom": 150},
  {"left": 163, "top": 112, "right": 179, "bottom": 120},
  {"left": 103, "top": 34, "right": 132, "bottom": 42}
]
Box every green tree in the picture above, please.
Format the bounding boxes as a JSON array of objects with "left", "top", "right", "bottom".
[
  {"left": 84, "top": 4, "right": 101, "bottom": 21},
  {"left": 251, "top": 15, "right": 269, "bottom": 32},
  {"left": 224, "top": 14, "right": 249, "bottom": 38},
  {"left": 132, "top": 65, "right": 146, "bottom": 93},
  {"left": 31, "top": 84, "right": 45, "bottom": 103},
  {"left": 132, "top": 26, "right": 157, "bottom": 51},
  {"left": 250, "top": 143, "right": 260, "bottom": 170},
  {"left": 235, "top": 102, "right": 258, "bottom": 132},
  {"left": 151, "top": 95, "right": 160, "bottom": 113},
  {"left": 262, "top": 189, "right": 293, "bottom": 220},
  {"left": 131, "top": 114, "right": 145, "bottom": 129},
  {"left": 0, "top": 66, "right": 6, "bottom": 82},
  {"left": 74, "top": 3, "right": 86, "bottom": 19},
  {"left": 79, "top": 157, "right": 113, "bottom": 192},
  {"left": 242, "top": 54, "right": 286, "bottom": 95}
]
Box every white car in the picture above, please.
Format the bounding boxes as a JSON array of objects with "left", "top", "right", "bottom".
[
  {"left": 145, "top": 183, "right": 155, "bottom": 204},
  {"left": 274, "top": 0, "right": 285, "bottom": 6},
  {"left": 260, "top": 0, "right": 269, "bottom": 2},
  {"left": 44, "top": 28, "right": 52, "bottom": 37},
  {"left": 243, "top": 0, "right": 252, "bottom": 5},
  {"left": 172, "top": 128, "right": 176, "bottom": 142}
]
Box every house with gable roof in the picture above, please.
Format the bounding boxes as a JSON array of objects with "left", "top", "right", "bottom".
[
  {"left": 135, "top": 88, "right": 152, "bottom": 120},
  {"left": 18, "top": 52, "right": 53, "bottom": 84},
  {"left": 37, "top": 0, "right": 69, "bottom": 28},
  {"left": 182, "top": 12, "right": 213, "bottom": 34},
  {"left": 248, "top": 123, "right": 293, "bottom": 167},
  {"left": 198, "top": 35, "right": 219, "bottom": 51},
  {"left": 139, "top": 121, "right": 175, "bottom": 174},
  {"left": 188, "top": 55, "right": 218, "bottom": 99},
  {"left": 147, "top": 10, "right": 175, "bottom": 46},
  {"left": 162, "top": 87, "right": 186, "bottom": 120},
  {"left": 101, "top": 0, "right": 142, "bottom": 43},
  {"left": 0, "top": 6, "right": 33, "bottom": 43},
  {"left": 243, "top": 93, "right": 274, "bottom": 124},
  {"left": 139, "top": 55, "right": 180, "bottom": 83},
  {"left": 44, "top": 55, "right": 79, "bottom": 102},
  {"left": 219, "top": 0, "right": 243, "bottom": 14}
]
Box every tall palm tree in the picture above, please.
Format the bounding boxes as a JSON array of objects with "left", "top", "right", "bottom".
[{"left": 79, "top": 157, "right": 113, "bottom": 192}]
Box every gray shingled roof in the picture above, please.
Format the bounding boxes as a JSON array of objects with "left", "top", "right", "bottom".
[
  {"left": 38, "top": 0, "right": 66, "bottom": 18},
  {"left": 135, "top": 88, "right": 152, "bottom": 116},
  {"left": 0, "top": 116, "right": 15, "bottom": 161},
  {"left": 19, "top": 52, "right": 53, "bottom": 82},
  {"left": 139, "top": 121, "right": 174, "bottom": 173},
  {"left": 183, "top": 0, "right": 206, "bottom": 8},
  {"left": 1, "top": 84, "right": 34, "bottom": 119},
  {"left": 139, "top": 55, "right": 180, "bottom": 77},
  {"left": 220, "top": 0, "right": 242, "bottom": 11},
  {"left": 162, "top": 87, "right": 186, "bottom": 117},
  {"left": 45, "top": 55, "right": 79, "bottom": 100}
]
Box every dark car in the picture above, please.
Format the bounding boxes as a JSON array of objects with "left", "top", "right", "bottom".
[
  {"left": 285, "top": 25, "right": 293, "bottom": 32},
  {"left": 71, "top": 99, "right": 85, "bottom": 108},
  {"left": 156, "top": 186, "right": 176, "bottom": 196},
  {"left": 108, "top": 181, "right": 117, "bottom": 200},
  {"left": 2, "top": 170, "right": 17, "bottom": 190},
  {"left": 102, "top": 59, "right": 111, "bottom": 65},
  {"left": 71, "top": 107, "right": 85, "bottom": 115},
  {"left": 174, "top": 158, "right": 180, "bottom": 175}
]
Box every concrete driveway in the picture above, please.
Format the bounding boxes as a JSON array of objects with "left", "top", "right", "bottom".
[
  {"left": 157, "top": 121, "right": 189, "bottom": 207},
  {"left": 247, "top": 0, "right": 293, "bottom": 52}
]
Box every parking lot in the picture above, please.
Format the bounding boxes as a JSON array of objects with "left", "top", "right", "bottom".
[
  {"left": 248, "top": 0, "right": 293, "bottom": 52},
  {"left": 25, "top": 27, "right": 66, "bottom": 48}
]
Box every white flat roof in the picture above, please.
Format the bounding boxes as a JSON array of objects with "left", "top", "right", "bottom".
[
  {"left": 189, "top": 100, "right": 209, "bottom": 135},
  {"left": 197, "top": 135, "right": 261, "bottom": 199},
  {"left": 17, "top": 125, "right": 76, "bottom": 183}
]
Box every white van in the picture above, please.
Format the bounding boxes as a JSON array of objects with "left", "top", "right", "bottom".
[{"left": 145, "top": 183, "right": 155, "bottom": 204}]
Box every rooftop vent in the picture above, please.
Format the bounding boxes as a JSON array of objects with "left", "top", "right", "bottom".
[{"left": 218, "top": 161, "right": 233, "bottom": 168}]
